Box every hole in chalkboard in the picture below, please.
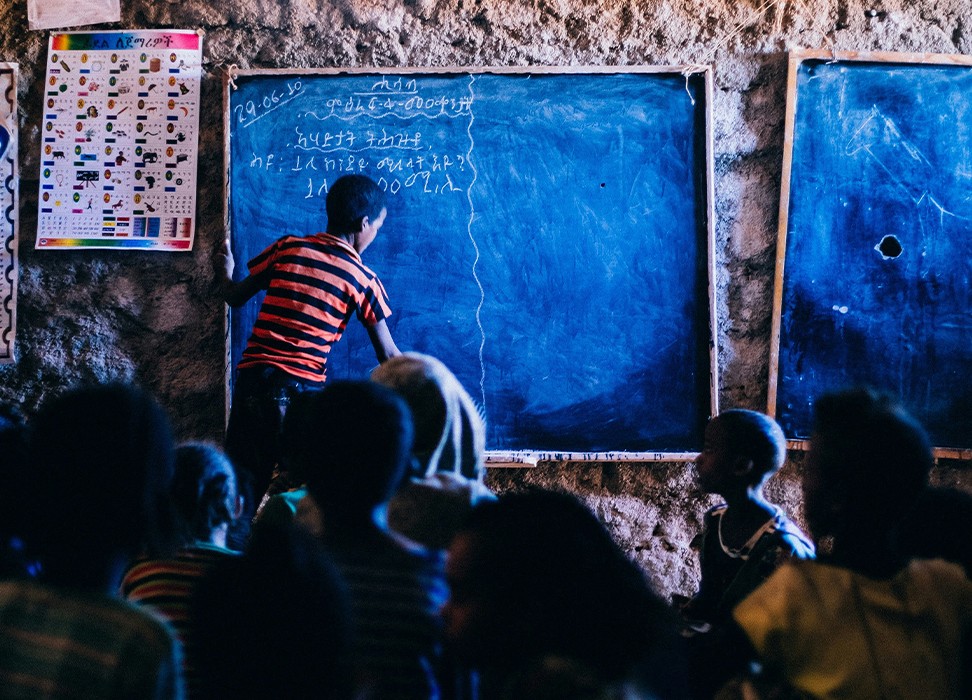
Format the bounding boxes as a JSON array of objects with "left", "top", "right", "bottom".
[{"left": 876, "top": 235, "right": 903, "bottom": 259}]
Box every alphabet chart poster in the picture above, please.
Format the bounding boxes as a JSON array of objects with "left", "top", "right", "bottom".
[{"left": 37, "top": 30, "right": 202, "bottom": 251}]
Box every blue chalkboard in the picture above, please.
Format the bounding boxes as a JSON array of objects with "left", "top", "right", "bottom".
[
  {"left": 226, "top": 68, "right": 715, "bottom": 455},
  {"left": 773, "top": 52, "right": 972, "bottom": 449}
]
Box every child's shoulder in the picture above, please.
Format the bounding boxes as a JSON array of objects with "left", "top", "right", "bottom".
[
  {"left": 268, "top": 232, "right": 337, "bottom": 249},
  {"left": 756, "top": 510, "right": 815, "bottom": 560},
  {"left": 699, "top": 504, "right": 728, "bottom": 536}
]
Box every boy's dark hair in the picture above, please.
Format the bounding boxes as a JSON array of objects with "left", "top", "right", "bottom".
[
  {"left": 28, "top": 383, "right": 177, "bottom": 573},
  {"left": 457, "top": 489, "right": 685, "bottom": 691},
  {"left": 326, "top": 174, "right": 386, "bottom": 235},
  {"left": 809, "top": 387, "right": 932, "bottom": 535},
  {"left": 715, "top": 409, "right": 787, "bottom": 479},
  {"left": 170, "top": 443, "right": 238, "bottom": 546},
  {"left": 284, "top": 380, "right": 413, "bottom": 512},
  {"left": 191, "top": 522, "right": 354, "bottom": 699}
]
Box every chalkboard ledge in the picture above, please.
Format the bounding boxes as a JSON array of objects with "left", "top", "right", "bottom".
[
  {"left": 783, "top": 440, "right": 972, "bottom": 461},
  {"left": 485, "top": 451, "right": 700, "bottom": 465}
]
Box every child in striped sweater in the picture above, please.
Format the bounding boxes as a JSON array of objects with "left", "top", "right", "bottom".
[
  {"left": 121, "top": 442, "right": 242, "bottom": 698},
  {"left": 218, "top": 173, "right": 401, "bottom": 501}
]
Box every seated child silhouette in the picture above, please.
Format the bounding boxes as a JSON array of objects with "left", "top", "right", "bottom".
[
  {"left": 0, "top": 384, "right": 183, "bottom": 698},
  {"left": 121, "top": 442, "right": 243, "bottom": 696},
  {"left": 371, "top": 352, "right": 495, "bottom": 551},
  {"left": 683, "top": 409, "right": 814, "bottom": 629},
  {"left": 442, "top": 489, "right": 689, "bottom": 699},
  {"left": 190, "top": 522, "right": 355, "bottom": 700},
  {"left": 256, "top": 380, "right": 446, "bottom": 700},
  {"left": 729, "top": 389, "right": 972, "bottom": 698}
]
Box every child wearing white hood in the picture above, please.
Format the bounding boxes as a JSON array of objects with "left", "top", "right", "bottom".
[{"left": 371, "top": 352, "right": 496, "bottom": 550}]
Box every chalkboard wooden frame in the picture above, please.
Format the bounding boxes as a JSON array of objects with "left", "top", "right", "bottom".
[
  {"left": 769, "top": 49, "right": 972, "bottom": 459},
  {"left": 223, "top": 65, "right": 719, "bottom": 462}
]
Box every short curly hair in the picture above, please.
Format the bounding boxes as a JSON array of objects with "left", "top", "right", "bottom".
[{"left": 325, "top": 174, "right": 386, "bottom": 235}]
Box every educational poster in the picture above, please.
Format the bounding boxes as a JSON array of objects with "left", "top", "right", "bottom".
[
  {"left": 0, "top": 64, "right": 17, "bottom": 362},
  {"left": 37, "top": 30, "right": 202, "bottom": 251}
]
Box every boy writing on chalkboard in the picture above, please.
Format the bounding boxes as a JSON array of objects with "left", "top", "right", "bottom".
[
  {"left": 680, "top": 409, "right": 814, "bottom": 631},
  {"left": 218, "top": 173, "right": 401, "bottom": 506}
]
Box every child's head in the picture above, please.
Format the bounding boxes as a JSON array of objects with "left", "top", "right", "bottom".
[
  {"left": 170, "top": 442, "right": 242, "bottom": 546},
  {"left": 442, "top": 489, "right": 670, "bottom": 685},
  {"left": 283, "top": 380, "right": 413, "bottom": 514},
  {"left": 326, "top": 174, "right": 387, "bottom": 238},
  {"left": 191, "top": 522, "right": 354, "bottom": 699},
  {"left": 29, "top": 383, "right": 176, "bottom": 578},
  {"left": 695, "top": 409, "right": 787, "bottom": 495},
  {"left": 370, "top": 352, "right": 485, "bottom": 480},
  {"left": 804, "top": 388, "right": 932, "bottom": 548}
]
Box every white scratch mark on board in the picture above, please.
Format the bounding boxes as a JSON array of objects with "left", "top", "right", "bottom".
[
  {"left": 927, "top": 195, "right": 959, "bottom": 226},
  {"left": 845, "top": 105, "right": 934, "bottom": 206},
  {"left": 844, "top": 106, "right": 971, "bottom": 230},
  {"left": 844, "top": 105, "right": 931, "bottom": 205}
]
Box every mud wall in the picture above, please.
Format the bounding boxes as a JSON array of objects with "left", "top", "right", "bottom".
[{"left": 1, "top": 0, "right": 969, "bottom": 597}]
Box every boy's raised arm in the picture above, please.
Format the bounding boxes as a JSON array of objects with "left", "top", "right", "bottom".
[
  {"left": 367, "top": 319, "right": 401, "bottom": 363},
  {"left": 216, "top": 239, "right": 266, "bottom": 307}
]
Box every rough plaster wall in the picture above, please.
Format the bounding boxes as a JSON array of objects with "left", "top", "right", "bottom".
[{"left": 0, "top": 0, "right": 969, "bottom": 598}]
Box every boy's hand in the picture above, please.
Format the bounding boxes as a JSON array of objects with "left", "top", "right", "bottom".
[
  {"left": 217, "top": 238, "right": 235, "bottom": 280},
  {"left": 217, "top": 240, "right": 266, "bottom": 307}
]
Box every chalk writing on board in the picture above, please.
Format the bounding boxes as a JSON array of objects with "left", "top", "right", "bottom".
[
  {"left": 238, "top": 73, "right": 490, "bottom": 408},
  {"left": 228, "top": 70, "right": 714, "bottom": 453},
  {"left": 232, "top": 79, "right": 304, "bottom": 128},
  {"left": 301, "top": 78, "right": 473, "bottom": 120}
]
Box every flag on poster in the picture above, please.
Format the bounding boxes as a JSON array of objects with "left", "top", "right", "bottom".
[{"left": 37, "top": 30, "right": 203, "bottom": 251}]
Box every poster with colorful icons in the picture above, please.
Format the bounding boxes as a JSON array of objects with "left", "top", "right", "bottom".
[
  {"left": 1, "top": 63, "right": 18, "bottom": 363},
  {"left": 36, "top": 30, "right": 202, "bottom": 251}
]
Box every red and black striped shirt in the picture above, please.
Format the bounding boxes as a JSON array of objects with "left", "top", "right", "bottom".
[{"left": 238, "top": 233, "right": 392, "bottom": 383}]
